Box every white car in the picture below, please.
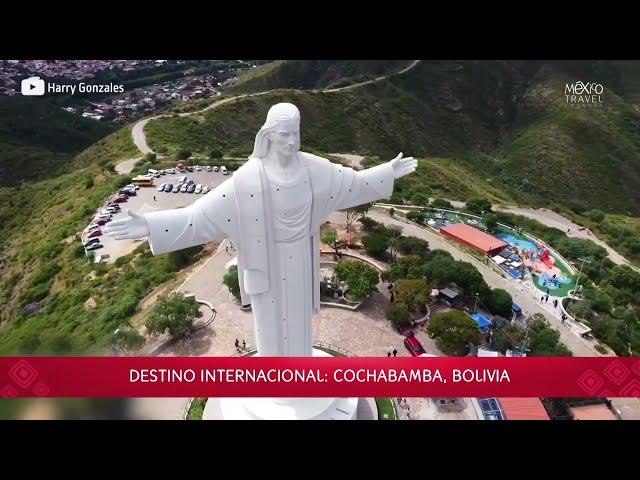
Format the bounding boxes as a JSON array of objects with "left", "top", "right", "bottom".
[
  {"left": 195, "top": 184, "right": 203, "bottom": 194},
  {"left": 202, "top": 185, "right": 210, "bottom": 194},
  {"left": 180, "top": 183, "right": 189, "bottom": 193},
  {"left": 165, "top": 168, "right": 175, "bottom": 174},
  {"left": 126, "top": 183, "right": 140, "bottom": 190},
  {"left": 194, "top": 165, "right": 202, "bottom": 171},
  {"left": 205, "top": 166, "right": 212, "bottom": 172},
  {"left": 213, "top": 166, "right": 219, "bottom": 172},
  {"left": 157, "top": 183, "right": 167, "bottom": 191}
]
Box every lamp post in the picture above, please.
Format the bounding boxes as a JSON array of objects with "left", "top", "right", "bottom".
[
  {"left": 473, "top": 292, "right": 479, "bottom": 314},
  {"left": 572, "top": 257, "right": 591, "bottom": 308}
]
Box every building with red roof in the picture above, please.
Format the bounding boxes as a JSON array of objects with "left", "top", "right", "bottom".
[
  {"left": 498, "top": 397, "right": 550, "bottom": 420},
  {"left": 440, "top": 223, "right": 507, "bottom": 257}
]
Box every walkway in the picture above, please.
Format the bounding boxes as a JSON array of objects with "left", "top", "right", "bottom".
[{"left": 366, "top": 209, "right": 600, "bottom": 357}]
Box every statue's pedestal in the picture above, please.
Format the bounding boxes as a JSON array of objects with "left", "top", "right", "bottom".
[{"left": 202, "top": 348, "right": 359, "bottom": 420}]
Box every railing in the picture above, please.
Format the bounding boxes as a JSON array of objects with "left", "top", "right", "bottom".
[
  {"left": 233, "top": 341, "right": 358, "bottom": 358},
  {"left": 182, "top": 398, "right": 195, "bottom": 420}
]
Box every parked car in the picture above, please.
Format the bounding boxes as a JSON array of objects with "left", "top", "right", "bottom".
[
  {"left": 93, "top": 218, "right": 111, "bottom": 226},
  {"left": 158, "top": 183, "right": 167, "bottom": 191},
  {"left": 403, "top": 331, "right": 427, "bottom": 357},
  {"left": 187, "top": 183, "right": 196, "bottom": 193},
  {"left": 194, "top": 165, "right": 202, "bottom": 171},
  {"left": 220, "top": 166, "right": 228, "bottom": 175},
  {"left": 180, "top": 183, "right": 189, "bottom": 193},
  {"left": 163, "top": 183, "right": 173, "bottom": 192},
  {"left": 186, "top": 166, "right": 194, "bottom": 172},
  {"left": 195, "top": 184, "right": 203, "bottom": 194},
  {"left": 172, "top": 183, "right": 182, "bottom": 193},
  {"left": 86, "top": 242, "right": 104, "bottom": 251},
  {"left": 87, "top": 229, "right": 103, "bottom": 238},
  {"left": 202, "top": 185, "right": 210, "bottom": 194},
  {"left": 205, "top": 166, "right": 212, "bottom": 172},
  {"left": 186, "top": 179, "right": 195, "bottom": 185},
  {"left": 165, "top": 168, "right": 175, "bottom": 174},
  {"left": 84, "top": 237, "right": 101, "bottom": 246},
  {"left": 125, "top": 183, "right": 139, "bottom": 190},
  {"left": 113, "top": 196, "right": 128, "bottom": 203},
  {"left": 120, "top": 189, "right": 136, "bottom": 196},
  {"left": 213, "top": 166, "right": 219, "bottom": 172}
]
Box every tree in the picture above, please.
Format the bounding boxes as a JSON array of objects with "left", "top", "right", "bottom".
[
  {"left": 431, "top": 198, "right": 452, "bottom": 209},
  {"left": 485, "top": 288, "right": 513, "bottom": 318},
  {"left": 410, "top": 192, "right": 429, "bottom": 206},
  {"left": 381, "top": 262, "right": 407, "bottom": 283},
  {"left": 427, "top": 311, "right": 482, "bottom": 356},
  {"left": 528, "top": 314, "right": 572, "bottom": 356},
  {"left": 144, "top": 152, "right": 157, "bottom": 164},
  {"left": 209, "top": 148, "right": 223, "bottom": 159},
  {"left": 386, "top": 225, "right": 403, "bottom": 261},
  {"left": 587, "top": 210, "right": 606, "bottom": 223},
  {"left": 321, "top": 228, "right": 341, "bottom": 255},
  {"left": 361, "top": 233, "right": 390, "bottom": 260},
  {"left": 465, "top": 197, "right": 492, "bottom": 215},
  {"left": 483, "top": 213, "right": 499, "bottom": 233},
  {"left": 334, "top": 260, "right": 380, "bottom": 301},
  {"left": 223, "top": 265, "right": 241, "bottom": 300},
  {"left": 395, "top": 278, "right": 430, "bottom": 312},
  {"left": 342, "top": 203, "right": 373, "bottom": 245},
  {"left": 406, "top": 211, "right": 426, "bottom": 224},
  {"left": 112, "top": 328, "right": 146, "bottom": 354},
  {"left": 453, "top": 261, "right": 490, "bottom": 298},
  {"left": 397, "top": 235, "right": 430, "bottom": 259},
  {"left": 145, "top": 292, "right": 202, "bottom": 339},
  {"left": 387, "top": 302, "right": 411, "bottom": 330},
  {"left": 388, "top": 207, "right": 395, "bottom": 217},
  {"left": 177, "top": 150, "right": 192, "bottom": 160}
]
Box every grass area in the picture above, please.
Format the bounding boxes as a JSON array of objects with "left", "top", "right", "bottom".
[
  {"left": 186, "top": 398, "right": 207, "bottom": 420},
  {"left": 231, "top": 60, "right": 413, "bottom": 93},
  {"left": 375, "top": 398, "right": 397, "bottom": 420},
  {"left": 73, "top": 125, "right": 140, "bottom": 169},
  {"left": 0, "top": 163, "right": 206, "bottom": 355},
  {"left": 0, "top": 96, "right": 114, "bottom": 186}
]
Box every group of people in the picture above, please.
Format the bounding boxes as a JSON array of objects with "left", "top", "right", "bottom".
[
  {"left": 234, "top": 338, "right": 247, "bottom": 352},
  {"left": 387, "top": 348, "right": 398, "bottom": 357}
]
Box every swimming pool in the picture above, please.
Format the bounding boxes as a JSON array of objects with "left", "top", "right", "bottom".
[
  {"left": 496, "top": 232, "right": 538, "bottom": 252},
  {"left": 536, "top": 272, "right": 572, "bottom": 290}
]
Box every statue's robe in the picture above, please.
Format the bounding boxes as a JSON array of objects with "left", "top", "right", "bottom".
[{"left": 143, "top": 152, "right": 395, "bottom": 356}]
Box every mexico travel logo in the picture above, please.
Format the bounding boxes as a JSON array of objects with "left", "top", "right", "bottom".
[{"left": 565, "top": 81, "right": 604, "bottom": 107}]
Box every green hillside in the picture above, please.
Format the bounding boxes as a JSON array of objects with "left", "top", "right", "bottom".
[
  {"left": 0, "top": 96, "right": 114, "bottom": 185},
  {"left": 233, "top": 60, "right": 415, "bottom": 92},
  {"left": 147, "top": 60, "right": 640, "bottom": 214}
]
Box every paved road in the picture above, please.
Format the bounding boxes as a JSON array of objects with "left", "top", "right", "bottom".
[
  {"left": 115, "top": 156, "right": 143, "bottom": 174},
  {"left": 122, "top": 60, "right": 423, "bottom": 165},
  {"left": 321, "top": 60, "right": 421, "bottom": 93},
  {"left": 367, "top": 209, "right": 601, "bottom": 357},
  {"left": 493, "top": 206, "right": 636, "bottom": 269}
]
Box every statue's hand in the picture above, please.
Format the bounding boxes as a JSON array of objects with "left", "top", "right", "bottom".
[
  {"left": 390, "top": 153, "right": 417, "bottom": 179},
  {"left": 103, "top": 210, "right": 150, "bottom": 240}
]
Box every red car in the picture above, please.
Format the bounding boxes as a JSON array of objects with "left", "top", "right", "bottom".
[
  {"left": 113, "top": 196, "right": 128, "bottom": 203},
  {"left": 87, "top": 229, "right": 102, "bottom": 238},
  {"left": 404, "top": 331, "right": 426, "bottom": 357},
  {"left": 93, "top": 218, "right": 111, "bottom": 226}
]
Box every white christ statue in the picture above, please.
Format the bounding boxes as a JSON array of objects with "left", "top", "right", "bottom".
[{"left": 105, "top": 103, "right": 416, "bottom": 360}]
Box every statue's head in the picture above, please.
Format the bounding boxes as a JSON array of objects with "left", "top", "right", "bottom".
[{"left": 251, "top": 103, "right": 300, "bottom": 159}]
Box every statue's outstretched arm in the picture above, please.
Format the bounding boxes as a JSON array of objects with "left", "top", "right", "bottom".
[
  {"left": 104, "top": 179, "right": 237, "bottom": 256},
  {"left": 336, "top": 153, "right": 417, "bottom": 210}
]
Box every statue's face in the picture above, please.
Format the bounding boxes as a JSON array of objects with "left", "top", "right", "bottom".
[{"left": 268, "top": 122, "right": 300, "bottom": 157}]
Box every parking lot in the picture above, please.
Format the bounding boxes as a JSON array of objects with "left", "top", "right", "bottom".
[{"left": 85, "top": 170, "right": 232, "bottom": 263}]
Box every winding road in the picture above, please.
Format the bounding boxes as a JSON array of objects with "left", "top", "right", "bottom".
[{"left": 116, "top": 60, "right": 423, "bottom": 171}]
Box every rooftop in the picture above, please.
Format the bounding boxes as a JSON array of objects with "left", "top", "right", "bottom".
[{"left": 441, "top": 223, "right": 507, "bottom": 253}]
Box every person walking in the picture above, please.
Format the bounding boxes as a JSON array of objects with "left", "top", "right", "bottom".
[
  {"left": 392, "top": 348, "right": 398, "bottom": 357},
  {"left": 235, "top": 338, "right": 240, "bottom": 352},
  {"left": 387, "top": 351, "right": 392, "bottom": 357},
  {"left": 153, "top": 195, "right": 156, "bottom": 201},
  {"left": 242, "top": 339, "right": 246, "bottom": 350}
]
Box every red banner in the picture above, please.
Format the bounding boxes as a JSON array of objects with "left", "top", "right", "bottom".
[{"left": 1, "top": 357, "right": 640, "bottom": 398}]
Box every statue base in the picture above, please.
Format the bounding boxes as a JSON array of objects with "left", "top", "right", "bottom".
[{"left": 202, "top": 348, "right": 359, "bottom": 420}]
